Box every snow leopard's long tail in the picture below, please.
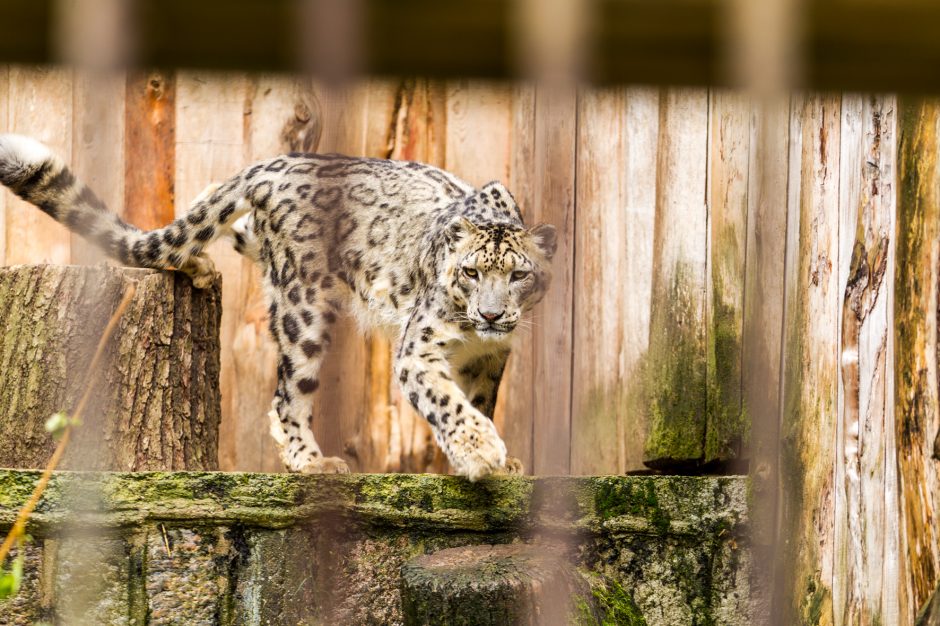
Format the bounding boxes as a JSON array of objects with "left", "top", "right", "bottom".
[{"left": 0, "top": 133, "right": 253, "bottom": 287}]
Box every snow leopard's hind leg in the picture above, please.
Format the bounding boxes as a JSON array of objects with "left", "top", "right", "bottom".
[{"left": 265, "top": 273, "right": 349, "bottom": 474}]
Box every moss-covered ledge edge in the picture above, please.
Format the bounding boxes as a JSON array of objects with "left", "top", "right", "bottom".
[{"left": 0, "top": 470, "right": 748, "bottom": 536}]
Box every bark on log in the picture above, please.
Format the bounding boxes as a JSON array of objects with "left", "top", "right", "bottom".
[
  {"left": 400, "top": 544, "right": 586, "bottom": 626},
  {"left": 0, "top": 264, "right": 222, "bottom": 470}
]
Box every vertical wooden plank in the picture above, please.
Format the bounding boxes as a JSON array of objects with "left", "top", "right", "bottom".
[
  {"left": 832, "top": 94, "right": 862, "bottom": 626},
  {"left": 124, "top": 71, "right": 176, "bottom": 229},
  {"left": 311, "top": 83, "right": 368, "bottom": 471},
  {"left": 0, "top": 65, "right": 9, "bottom": 265},
  {"left": 443, "top": 79, "right": 519, "bottom": 454},
  {"left": 780, "top": 93, "right": 842, "bottom": 625},
  {"left": 313, "top": 80, "right": 391, "bottom": 473},
  {"left": 500, "top": 83, "right": 537, "bottom": 472},
  {"left": 5, "top": 66, "right": 73, "bottom": 266},
  {"left": 705, "top": 90, "right": 750, "bottom": 465},
  {"left": 743, "top": 95, "right": 791, "bottom": 623},
  {"left": 383, "top": 79, "right": 451, "bottom": 474},
  {"left": 355, "top": 79, "right": 402, "bottom": 474},
  {"left": 570, "top": 87, "right": 659, "bottom": 474},
  {"left": 71, "top": 71, "right": 125, "bottom": 264},
  {"left": 896, "top": 97, "right": 940, "bottom": 623},
  {"left": 531, "top": 85, "right": 577, "bottom": 475},
  {"left": 227, "top": 75, "right": 320, "bottom": 472},
  {"left": 444, "top": 80, "right": 512, "bottom": 187},
  {"left": 175, "top": 72, "right": 250, "bottom": 471},
  {"left": 834, "top": 94, "right": 897, "bottom": 625},
  {"left": 571, "top": 88, "right": 626, "bottom": 475},
  {"left": 643, "top": 88, "right": 709, "bottom": 470}
]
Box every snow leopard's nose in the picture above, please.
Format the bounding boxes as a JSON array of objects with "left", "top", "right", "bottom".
[{"left": 479, "top": 309, "right": 504, "bottom": 322}]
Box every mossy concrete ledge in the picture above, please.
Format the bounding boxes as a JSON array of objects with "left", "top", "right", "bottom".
[{"left": 0, "top": 471, "right": 751, "bottom": 625}]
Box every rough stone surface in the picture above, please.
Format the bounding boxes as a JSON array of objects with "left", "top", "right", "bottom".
[
  {"left": 401, "top": 543, "right": 585, "bottom": 626},
  {"left": 146, "top": 527, "right": 229, "bottom": 625},
  {"left": 0, "top": 471, "right": 750, "bottom": 625}
]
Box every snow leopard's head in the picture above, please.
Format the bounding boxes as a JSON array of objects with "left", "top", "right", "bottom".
[{"left": 442, "top": 194, "right": 556, "bottom": 340}]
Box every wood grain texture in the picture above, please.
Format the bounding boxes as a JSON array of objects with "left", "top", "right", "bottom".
[
  {"left": 314, "top": 81, "right": 385, "bottom": 473},
  {"left": 571, "top": 87, "right": 659, "bottom": 474},
  {"left": 0, "top": 265, "right": 221, "bottom": 471},
  {"left": 70, "top": 70, "right": 125, "bottom": 265},
  {"left": 896, "top": 97, "right": 940, "bottom": 623},
  {"left": 780, "top": 93, "right": 842, "bottom": 626},
  {"left": 643, "top": 88, "right": 710, "bottom": 469},
  {"left": 530, "top": 85, "right": 577, "bottom": 475},
  {"left": 500, "top": 83, "right": 537, "bottom": 472},
  {"left": 705, "top": 90, "right": 749, "bottom": 464},
  {"left": 834, "top": 94, "right": 897, "bottom": 626},
  {"left": 228, "top": 75, "right": 320, "bottom": 473},
  {"left": 443, "top": 79, "right": 517, "bottom": 455},
  {"left": 5, "top": 66, "right": 73, "bottom": 266},
  {"left": 382, "top": 79, "right": 450, "bottom": 474},
  {"left": 351, "top": 79, "right": 400, "bottom": 474},
  {"left": 174, "top": 72, "right": 250, "bottom": 471},
  {"left": 571, "top": 88, "right": 627, "bottom": 475},
  {"left": 124, "top": 71, "right": 176, "bottom": 230}
]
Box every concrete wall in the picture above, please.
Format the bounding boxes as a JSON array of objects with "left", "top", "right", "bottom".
[{"left": 0, "top": 471, "right": 749, "bottom": 625}]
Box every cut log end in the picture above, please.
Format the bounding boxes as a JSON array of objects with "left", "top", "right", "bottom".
[{"left": 401, "top": 543, "right": 587, "bottom": 626}]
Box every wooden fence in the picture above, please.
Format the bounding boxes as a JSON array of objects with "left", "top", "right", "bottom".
[{"left": 1, "top": 66, "right": 939, "bottom": 623}]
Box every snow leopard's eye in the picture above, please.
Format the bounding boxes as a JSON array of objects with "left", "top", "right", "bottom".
[
  {"left": 462, "top": 267, "right": 479, "bottom": 280},
  {"left": 510, "top": 270, "right": 530, "bottom": 282}
]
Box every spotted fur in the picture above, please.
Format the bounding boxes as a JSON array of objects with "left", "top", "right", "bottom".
[{"left": 0, "top": 134, "right": 556, "bottom": 480}]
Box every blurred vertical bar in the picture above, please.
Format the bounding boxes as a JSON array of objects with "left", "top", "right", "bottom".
[
  {"left": 513, "top": 0, "right": 584, "bottom": 475},
  {"left": 52, "top": 1, "right": 132, "bottom": 623},
  {"left": 725, "top": 0, "right": 800, "bottom": 623}
]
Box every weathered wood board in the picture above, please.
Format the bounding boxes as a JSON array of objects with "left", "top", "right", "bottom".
[
  {"left": 642, "top": 89, "right": 710, "bottom": 470},
  {"left": 5, "top": 66, "right": 73, "bottom": 266},
  {"left": 896, "top": 97, "right": 940, "bottom": 624}
]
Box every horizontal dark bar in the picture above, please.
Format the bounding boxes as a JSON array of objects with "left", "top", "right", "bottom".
[{"left": 1, "top": 0, "right": 939, "bottom": 92}]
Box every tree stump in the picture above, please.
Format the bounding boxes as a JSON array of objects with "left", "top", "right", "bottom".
[
  {"left": 400, "top": 544, "right": 587, "bottom": 626},
  {"left": 0, "top": 264, "right": 222, "bottom": 470}
]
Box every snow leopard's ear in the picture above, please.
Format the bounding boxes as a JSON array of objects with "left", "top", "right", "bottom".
[
  {"left": 445, "top": 216, "right": 479, "bottom": 248},
  {"left": 529, "top": 223, "right": 557, "bottom": 260}
]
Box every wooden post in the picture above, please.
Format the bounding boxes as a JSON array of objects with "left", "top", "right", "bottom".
[{"left": 0, "top": 265, "right": 222, "bottom": 471}]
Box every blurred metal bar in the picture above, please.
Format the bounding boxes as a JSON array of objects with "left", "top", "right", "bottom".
[{"left": 2, "top": 0, "right": 940, "bottom": 90}]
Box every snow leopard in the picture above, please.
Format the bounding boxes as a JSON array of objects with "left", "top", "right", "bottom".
[{"left": 0, "top": 134, "right": 556, "bottom": 480}]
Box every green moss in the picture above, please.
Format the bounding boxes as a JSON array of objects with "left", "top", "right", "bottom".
[
  {"left": 592, "top": 479, "right": 670, "bottom": 533},
  {"left": 572, "top": 578, "right": 647, "bottom": 626},
  {"left": 354, "top": 473, "right": 532, "bottom": 530},
  {"left": 643, "top": 263, "right": 708, "bottom": 467},
  {"left": 704, "top": 223, "right": 749, "bottom": 464},
  {"left": 704, "top": 270, "right": 749, "bottom": 463},
  {"left": 801, "top": 575, "right": 831, "bottom": 625}
]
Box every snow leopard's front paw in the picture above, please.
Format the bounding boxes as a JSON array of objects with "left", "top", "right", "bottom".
[
  {"left": 299, "top": 456, "right": 351, "bottom": 474},
  {"left": 446, "top": 412, "right": 507, "bottom": 482}
]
